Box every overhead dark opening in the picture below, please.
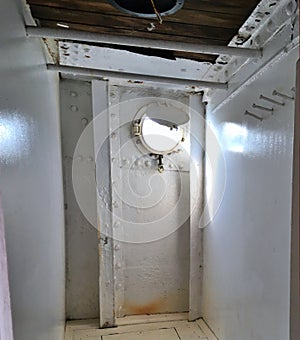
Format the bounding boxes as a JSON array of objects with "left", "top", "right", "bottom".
[{"left": 107, "top": 0, "right": 184, "bottom": 18}]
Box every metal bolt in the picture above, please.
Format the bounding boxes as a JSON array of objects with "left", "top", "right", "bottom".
[
  {"left": 114, "top": 222, "right": 120, "bottom": 228},
  {"left": 70, "top": 105, "right": 78, "bottom": 112},
  {"left": 114, "top": 244, "right": 120, "bottom": 251},
  {"left": 245, "top": 110, "right": 263, "bottom": 121},
  {"left": 259, "top": 94, "right": 284, "bottom": 106},
  {"left": 252, "top": 103, "right": 273, "bottom": 112},
  {"left": 115, "top": 263, "right": 122, "bottom": 269},
  {"left": 273, "top": 90, "right": 294, "bottom": 100}
]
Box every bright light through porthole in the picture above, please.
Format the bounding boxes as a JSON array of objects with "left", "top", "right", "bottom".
[{"left": 141, "top": 116, "right": 183, "bottom": 154}]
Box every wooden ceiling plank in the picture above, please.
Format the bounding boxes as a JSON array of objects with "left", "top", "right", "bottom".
[
  {"left": 27, "top": 0, "right": 258, "bottom": 16},
  {"left": 28, "top": 3, "right": 244, "bottom": 29},
  {"left": 30, "top": 5, "right": 238, "bottom": 40},
  {"left": 39, "top": 19, "right": 231, "bottom": 47},
  {"left": 184, "top": 0, "right": 259, "bottom": 15}
]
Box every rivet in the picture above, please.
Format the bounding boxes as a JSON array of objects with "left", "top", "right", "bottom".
[
  {"left": 113, "top": 201, "right": 119, "bottom": 208},
  {"left": 122, "top": 159, "right": 129, "bottom": 166},
  {"left": 114, "top": 244, "right": 120, "bottom": 251},
  {"left": 114, "top": 221, "right": 120, "bottom": 228},
  {"left": 169, "top": 163, "right": 173, "bottom": 168},
  {"left": 70, "top": 91, "right": 78, "bottom": 97},
  {"left": 70, "top": 105, "right": 78, "bottom": 112},
  {"left": 87, "top": 156, "right": 94, "bottom": 162},
  {"left": 81, "top": 117, "right": 88, "bottom": 126},
  {"left": 111, "top": 132, "right": 117, "bottom": 139},
  {"left": 115, "top": 262, "right": 122, "bottom": 269},
  {"left": 116, "top": 283, "right": 122, "bottom": 289},
  {"left": 179, "top": 163, "right": 184, "bottom": 170},
  {"left": 145, "top": 160, "right": 151, "bottom": 167}
]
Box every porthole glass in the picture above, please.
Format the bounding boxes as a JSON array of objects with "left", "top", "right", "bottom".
[{"left": 140, "top": 115, "right": 183, "bottom": 154}]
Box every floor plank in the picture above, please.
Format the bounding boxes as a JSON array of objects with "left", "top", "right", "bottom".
[
  {"left": 116, "top": 313, "right": 188, "bottom": 326},
  {"left": 74, "top": 320, "right": 188, "bottom": 338},
  {"left": 175, "top": 322, "right": 207, "bottom": 339},
  {"left": 196, "top": 319, "right": 218, "bottom": 340},
  {"left": 103, "top": 328, "right": 179, "bottom": 340},
  {"left": 67, "top": 318, "right": 217, "bottom": 340}
]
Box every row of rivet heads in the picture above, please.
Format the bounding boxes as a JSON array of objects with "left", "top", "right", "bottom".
[{"left": 68, "top": 89, "right": 91, "bottom": 129}]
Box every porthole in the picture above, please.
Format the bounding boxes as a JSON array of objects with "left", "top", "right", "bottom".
[{"left": 140, "top": 115, "right": 184, "bottom": 154}]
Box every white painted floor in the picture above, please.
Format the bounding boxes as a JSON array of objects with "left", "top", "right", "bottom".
[{"left": 65, "top": 314, "right": 218, "bottom": 340}]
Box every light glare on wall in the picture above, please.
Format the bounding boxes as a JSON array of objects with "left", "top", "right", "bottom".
[{"left": 222, "top": 122, "right": 248, "bottom": 153}]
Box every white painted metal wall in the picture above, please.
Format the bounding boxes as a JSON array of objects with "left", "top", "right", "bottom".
[
  {"left": 202, "top": 46, "right": 298, "bottom": 340},
  {"left": 0, "top": 0, "right": 65, "bottom": 339}
]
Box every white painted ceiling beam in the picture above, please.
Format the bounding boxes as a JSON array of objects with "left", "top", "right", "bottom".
[
  {"left": 26, "top": 26, "right": 262, "bottom": 58},
  {"left": 47, "top": 64, "right": 228, "bottom": 90}
]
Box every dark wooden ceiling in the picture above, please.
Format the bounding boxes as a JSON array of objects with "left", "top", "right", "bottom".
[{"left": 27, "top": 0, "right": 261, "bottom": 63}]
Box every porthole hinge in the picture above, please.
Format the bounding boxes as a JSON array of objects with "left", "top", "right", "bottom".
[{"left": 132, "top": 119, "right": 141, "bottom": 137}]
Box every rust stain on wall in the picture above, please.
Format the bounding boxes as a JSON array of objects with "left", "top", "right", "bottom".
[{"left": 125, "top": 297, "right": 166, "bottom": 315}]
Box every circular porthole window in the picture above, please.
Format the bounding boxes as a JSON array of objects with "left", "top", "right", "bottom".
[
  {"left": 140, "top": 115, "right": 183, "bottom": 154},
  {"left": 107, "top": 0, "right": 184, "bottom": 18},
  {"left": 132, "top": 101, "right": 189, "bottom": 155}
]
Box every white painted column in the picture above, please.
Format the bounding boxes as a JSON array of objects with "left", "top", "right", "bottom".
[
  {"left": 92, "top": 80, "right": 116, "bottom": 327},
  {"left": 189, "top": 95, "right": 205, "bottom": 320}
]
